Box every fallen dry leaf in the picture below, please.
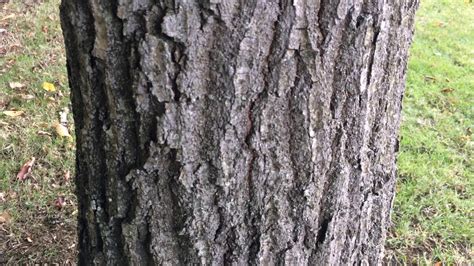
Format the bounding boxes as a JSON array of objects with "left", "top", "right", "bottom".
[
  {"left": 0, "top": 211, "right": 11, "bottom": 224},
  {"left": 16, "top": 157, "right": 35, "bottom": 181},
  {"left": 441, "top": 87, "right": 455, "bottom": 94},
  {"left": 3, "top": 110, "right": 24, "bottom": 117},
  {"left": 19, "top": 94, "right": 35, "bottom": 100},
  {"left": 37, "top": 130, "right": 52, "bottom": 136},
  {"left": 424, "top": 76, "right": 437, "bottom": 82},
  {"left": 8, "top": 191, "right": 17, "bottom": 199},
  {"left": 9, "top": 81, "right": 26, "bottom": 89},
  {"left": 459, "top": 135, "right": 471, "bottom": 143},
  {"left": 54, "top": 122, "right": 72, "bottom": 139},
  {"left": 54, "top": 196, "right": 66, "bottom": 210},
  {"left": 42, "top": 81, "right": 56, "bottom": 92},
  {"left": 7, "top": 191, "right": 17, "bottom": 199},
  {"left": 0, "top": 96, "right": 9, "bottom": 109},
  {"left": 1, "top": 14, "right": 16, "bottom": 21},
  {"left": 64, "top": 170, "right": 71, "bottom": 182}
]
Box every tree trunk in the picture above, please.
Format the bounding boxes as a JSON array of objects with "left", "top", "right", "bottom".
[{"left": 60, "top": 0, "right": 418, "bottom": 264}]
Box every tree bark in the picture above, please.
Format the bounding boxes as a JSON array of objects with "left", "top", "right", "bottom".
[{"left": 60, "top": 0, "right": 418, "bottom": 264}]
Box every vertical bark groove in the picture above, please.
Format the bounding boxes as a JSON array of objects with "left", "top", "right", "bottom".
[{"left": 61, "top": 0, "right": 419, "bottom": 264}]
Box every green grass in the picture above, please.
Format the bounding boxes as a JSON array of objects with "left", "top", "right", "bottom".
[
  {"left": 0, "top": 0, "right": 77, "bottom": 263},
  {"left": 0, "top": 0, "right": 472, "bottom": 264},
  {"left": 386, "top": 0, "right": 473, "bottom": 264}
]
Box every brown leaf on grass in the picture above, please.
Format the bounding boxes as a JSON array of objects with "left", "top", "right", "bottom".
[
  {"left": 8, "top": 81, "right": 25, "bottom": 89},
  {"left": 19, "top": 94, "right": 35, "bottom": 100},
  {"left": 3, "top": 110, "right": 24, "bottom": 117},
  {"left": 436, "top": 21, "right": 446, "bottom": 28},
  {"left": 0, "top": 211, "right": 11, "bottom": 224},
  {"left": 64, "top": 170, "right": 71, "bottom": 182},
  {"left": 54, "top": 122, "right": 73, "bottom": 141},
  {"left": 1, "top": 59, "right": 15, "bottom": 71},
  {"left": 441, "top": 87, "right": 454, "bottom": 94},
  {"left": 9, "top": 44, "right": 23, "bottom": 53},
  {"left": 0, "top": 96, "right": 9, "bottom": 109},
  {"left": 459, "top": 135, "right": 471, "bottom": 143},
  {"left": 16, "top": 157, "right": 35, "bottom": 181},
  {"left": 37, "top": 130, "right": 52, "bottom": 136},
  {"left": 54, "top": 196, "right": 66, "bottom": 210},
  {"left": 424, "top": 76, "right": 437, "bottom": 82},
  {"left": 0, "top": 14, "right": 15, "bottom": 21},
  {"left": 8, "top": 191, "right": 17, "bottom": 199}
]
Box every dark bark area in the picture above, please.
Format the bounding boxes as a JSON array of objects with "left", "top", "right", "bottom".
[{"left": 60, "top": 0, "right": 418, "bottom": 264}]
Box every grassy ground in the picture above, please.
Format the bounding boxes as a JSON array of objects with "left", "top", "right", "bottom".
[
  {"left": 0, "top": 0, "right": 76, "bottom": 264},
  {"left": 0, "top": 0, "right": 472, "bottom": 264},
  {"left": 385, "top": 0, "right": 473, "bottom": 264}
]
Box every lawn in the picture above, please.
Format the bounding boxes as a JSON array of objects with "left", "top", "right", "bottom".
[
  {"left": 385, "top": 0, "right": 473, "bottom": 264},
  {"left": 0, "top": 0, "right": 76, "bottom": 263},
  {"left": 0, "top": 0, "right": 472, "bottom": 264}
]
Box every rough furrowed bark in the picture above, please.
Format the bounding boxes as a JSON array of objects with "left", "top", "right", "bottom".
[{"left": 60, "top": 0, "right": 418, "bottom": 264}]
